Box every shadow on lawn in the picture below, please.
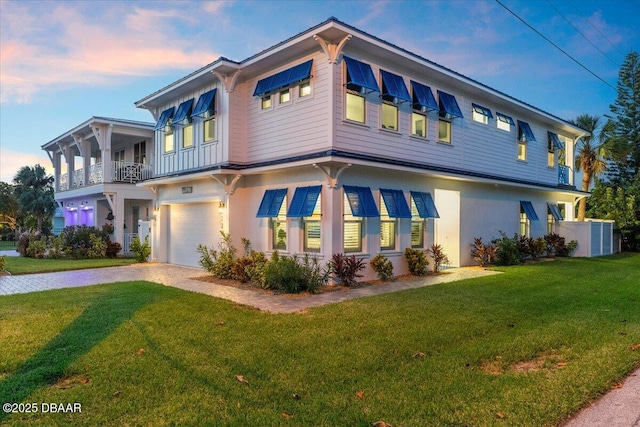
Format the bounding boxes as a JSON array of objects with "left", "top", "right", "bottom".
[{"left": 0, "top": 284, "right": 159, "bottom": 422}]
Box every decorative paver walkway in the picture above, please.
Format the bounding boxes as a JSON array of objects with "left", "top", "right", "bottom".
[{"left": 0, "top": 263, "right": 499, "bottom": 313}]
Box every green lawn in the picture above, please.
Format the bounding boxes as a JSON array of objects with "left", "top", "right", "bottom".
[
  {"left": 1, "top": 254, "right": 639, "bottom": 426},
  {"left": 2, "top": 257, "right": 137, "bottom": 275}
]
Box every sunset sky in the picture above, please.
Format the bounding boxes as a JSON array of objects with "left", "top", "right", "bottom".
[{"left": 1, "top": 0, "right": 638, "bottom": 182}]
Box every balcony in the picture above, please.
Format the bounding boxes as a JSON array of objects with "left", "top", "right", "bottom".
[{"left": 58, "top": 161, "right": 152, "bottom": 191}]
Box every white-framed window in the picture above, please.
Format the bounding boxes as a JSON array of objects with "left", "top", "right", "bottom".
[
  {"left": 547, "top": 210, "right": 555, "bottom": 235},
  {"left": 271, "top": 195, "right": 287, "bottom": 251},
  {"left": 182, "top": 123, "right": 193, "bottom": 148},
  {"left": 547, "top": 138, "right": 555, "bottom": 167},
  {"left": 164, "top": 129, "right": 174, "bottom": 153},
  {"left": 261, "top": 96, "right": 272, "bottom": 110},
  {"left": 497, "top": 119, "right": 510, "bottom": 131},
  {"left": 438, "top": 119, "right": 451, "bottom": 143},
  {"left": 381, "top": 102, "right": 398, "bottom": 131},
  {"left": 412, "top": 112, "right": 426, "bottom": 138},
  {"left": 473, "top": 110, "right": 489, "bottom": 124},
  {"left": 303, "top": 194, "right": 321, "bottom": 252},
  {"left": 410, "top": 198, "right": 425, "bottom": 248},
  {"left": 299, "top": 81, "right": 311, "bottom": 97},
  {"left": 114, "top": 149, "right": 125, "bottom": 163},
  {"left": 134, "top": 141, "right": 146, "bottom": 164},
  {"left": 518, "top": 141, "right": 527, "bottom": 161},
  {"left": 346, "top": 91, "right": 365, "bottom": 123},
  {"left": 380, "top": 197, "right": 396, "bottom": 250},
  {"left": 343, "top": 193, "right": 363, "bottom": 252},
  {"left": 520, "top": 209, "right": 530, "bottom": 237},
  {"left": 279, "top": 89, "right": 290, "bottom": 104},
  {"left": 204, "top": 116, "right": 216, "bottom": 142}
]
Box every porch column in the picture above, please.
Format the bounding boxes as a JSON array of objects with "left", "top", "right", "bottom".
[
  {"left": 53, "top": 152, "right": 61, "bottom": 192},
  {"left": 82, "top": 140, "right": 91, "bottom": 186},
  {"left": 92, "top": 123, "right": 113, "bottom": 183},
  {"left": 66, "top": 148, "right": 75, "bottom": 189},
  {"left": 324, "top": 184, "right": 343, "bottom": 259}
]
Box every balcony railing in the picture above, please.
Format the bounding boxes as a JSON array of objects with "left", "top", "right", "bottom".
[
  {"left": 558, "top": 165, "right": 572, "bottom": 185},
  {"left": 56, "top": 162, "right": 152, "bottom": 191}
]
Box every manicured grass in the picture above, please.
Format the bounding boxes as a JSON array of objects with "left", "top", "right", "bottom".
[
  {"left": 0, "top": 254, "right": 639, "bottom": 426},
  {"left": 3, "top": 257, "right": 137, "bottom": 275}
]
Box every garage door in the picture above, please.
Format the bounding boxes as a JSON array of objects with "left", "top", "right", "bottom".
[{"left": 167, "top": 203, "right": 219, "bottom": 267}]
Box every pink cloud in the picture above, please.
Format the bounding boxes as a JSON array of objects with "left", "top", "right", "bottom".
[
  {"left": 0, "top": 149, "right": 54, "bottom": 183},
  {"left": 0, "top": 2, "right": 222, "bottom": 104}
]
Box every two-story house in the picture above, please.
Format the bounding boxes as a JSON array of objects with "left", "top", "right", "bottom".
[
  {"left": 119, "top": 18, "right": 610, "bottom": 274},
  {"left": 41, "top": 117, "right": 155, "bottom": 251}
]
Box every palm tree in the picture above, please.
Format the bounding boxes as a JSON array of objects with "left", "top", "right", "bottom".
[
  {"left": 12, "top": 164, "right": 56, "bottom": 232},
  {"left": 570, "top": 114, "right": 611, "bottom": 221}
]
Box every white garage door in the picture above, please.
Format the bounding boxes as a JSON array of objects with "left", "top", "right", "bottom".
[{"left": 167, "top": 203, "right": 219, "bottom": 267}]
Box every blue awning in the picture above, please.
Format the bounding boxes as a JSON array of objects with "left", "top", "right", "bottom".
[
  {"left": 380, "top": 70, "right": 411, "bottom": 103},
  {"left": 518, "top": 120, "right": 536, "bottom": 142},
  {"left": 548, "top": 131, "right": 563, "bottom": 149},
  {"left": 472, "top": 103, "right": 493, "bottom": 119},
  {"left": 343, "top": 56, "right": 380, "bottom": 93},
  {"left": 343, "top": 185, "right": 379, "bottom": 217},
  {"left": 520, "top": 201, "right": 539, "bottom": 221},
  {"left": 380, "top": 189, "right": 411, "bottom": 218},
  {"left": 496, "top": 112, "right": 515, "bottom": 126},
  {"left": 411, "top": 81, "right": 438, "bottom": 112},
  {"left": 253, "top": 60, "right": 313, "bottom": 97},
  {"left": 410, "top": 191, "right": 440, "bottom": 218},
  {"left": 437, "top": 90, "right": 463, "bottom": 119},
  {"left": 287, "top": 185, "right": 322, "bottom": 217},
  {"left": 256, "top": 188, "right": 287, "bottom": 218},
  {"left": 191, "top": 89, "right": 217, "bottom": 118},
  {"left": 154, "top": 107, "right": 175, "bottom": 130},
  {"left": 172, "top": 98, "right": 194, "bottom": 124},
  {"left": 548, "top": 203, "right": 563, "bottom": 221}
]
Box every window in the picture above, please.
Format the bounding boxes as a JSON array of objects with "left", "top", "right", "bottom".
[
  {"left": 204, "top": 117, "right": 216, "bottom": 142},
  {"left": 518, "top": 140, "right": 527, "bottom": 161},
  {"left": 343, "top": 193, "right": 363, "bottom": 252},
  {"left": 261, "top": 96, "right": 272, "bottom": 110},
  {"left": 346, "top": 92, "right": 365, "bottom": 123},
  {"left": 253, "top": 59, "right": 313, "bottom": 97},
  {"left": 299, "top": 81, "right": 311, "bottom": 97},
  {"left": 411, "top": 198, "right": 424, "bottom": 248},
  {"left": 287, "top": 186, "right": 322, "bottom": 252},
  {"left": 520, "top": 201, "right": 539, "bottom": 237},
  {"left": 380, "top": 197, "right": 396, "bottom": 250},
  {"left": 547, "top": 138, "right": 555, "bottom": 167},
  {"left": 271, "top": 195, "right": 287, "bottom": 250},
  {"left": 547, "top": 131, "right": 562, "bottom": 167},
  {"left": 183, "top": 124, "right": 193, "bottom": 148},
  {"left": 496, "top": 112, "right": 514, "bottom": 132},
  {"left": 279, "top": 89, "right": 290, "bottom": 104},
  {"left": 114, "top": 149, "right": 125, "bottom": 163},
  {"left": 164, "top": 130, "right": 174, "bottom": 153},
  {"left": 438, "top": 120, "right": 451, "bottom": 143},
  {"left": 381, "top": 103, "right": 398, "bottom": 130},
  {"left": 547, "top": 203, "right": 563, "bottom": 234},
  {"left": 173, "top": 99, "right": 194, "bottom": 125},
  {"left": 472, "top": 103, "right": 492, "bottom": 125},
  {"left": 154, "top": 107, "right": 175, "bottom": 131},
  {"left": 191, "top": 89, "right": 217, "bottom": 119},
  {"left": 134, "top": 141, "right": 146, "bottom": 164},
  {"left": 437, "top": 90, "right": 464, "bottom": 120},
  {"left": 411, "top": 80, "right": 438, "bottom": 113},
  {"left": 344, "top": 56, "right": 380, "bottom": 93},
  {"left": 412, "top": 113, "right": 426, "bottom": 138}
]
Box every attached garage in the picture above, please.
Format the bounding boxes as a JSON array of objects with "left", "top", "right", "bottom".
[{"left": 167, "top": 202, "right": 220, "bottom": 267}]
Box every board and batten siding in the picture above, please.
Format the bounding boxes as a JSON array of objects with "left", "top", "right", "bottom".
[
  {"left": 242, "top": 51, "right": 331, "bottom": 164},
  {"left": 333, "top": 54, "right": 567, "bottom": 187}
]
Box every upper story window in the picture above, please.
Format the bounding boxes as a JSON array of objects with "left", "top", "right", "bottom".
[
  {"left": 346, "top": 92, "right": 365, "bottom": 123},
  {"left": 299, "top": 81, "right": 311, "bottom": 97},
  {"left": 134, "top": 141, "right": 146, "bottom": 164},
  {"left": 114, "top": 149, "right": 125, "bottom": 163},
  {"left": 496, "top": 112, "right": 515, "bottom": 132},
  {"left": 192, "top": 89, "right": 217, "bottom": 143},
  {"left": 517, "top": 120, "right": 536, "bottom": 162},
  {"left": 183, "top": 124, "right": 193, "bottom": 148},
  {"left": 547, "top": 132, "right": 563, "bottom": 168},
  {"left": 164, "top": 129, "right": 174, "bottom": 153},
  {"left": 154, "top": 107, "right": 175, "bottom": 131},
  {"left": 253, "top": 59, "right": 313, "bottom": 108},
  {"left": 412, "top": 113, "right": 426, "bottom": 138},
  {"left": 437, "top": 90, "right": 464, "bottom": 120},
  {"left": 411, "top": 81, "right": 437, "bottom": 139},
  {"left": 379, "top": 69, "right": 410, "bottom": 132},
  {"left": 472, "top": 103, "right": 493, "bottom": 125},
  {"left": 381, "top": 103, "right": 398, "bottom": 130},
  {"left": 343, "top": 56, "right": 380, "bottom": 124},
  {"left": 172, "top": 98, "right": 195, "bottom": 149},
  {"left": 438, "top": 120, "right": 451, "bottom": 143}
]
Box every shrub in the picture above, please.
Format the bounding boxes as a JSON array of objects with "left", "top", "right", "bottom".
[
  {"left": 197, "top": 231, "right": 237, "bottom": 279},
  {"left": 25, "top": 234, "right": 47, "bottom": 259},
  {"left": 262, "top": 252, "right": 329, "bottom": 294},
  {"left": 492, "top": 233, "right": 523, "bottom": 266},
  {"left": 544, "top": 233, "right": 577, "bottom": 257},
  {"left": 404, "top": 248, "right": 429, "bottom": 275},
  {"left": 470, "top": 238, "right": 499, "bottom": 267},
  {"left": 330, "top": 253, "right": 366, "bottom": 286},
  {"left": 129, "top": 236, "right": 151, "bottom": 262},
  {"left": 298, "top": 253, "right": 331, "bottom": 294},
  {"left": 87, "top": 234, "right": 107, "bottom": 259},
  {"left": 106, "top": 241, "right": 122, "bottom": 258},
  {"left": 246, "top": 250, "right": 268, "bottom": 288},
  {"left": 60, "top": 225, "right": 106, "bottom": 258},
  {"left": 370, "top": 254, "right": 394, "bottom": 281},
  {"left": 429, "top": 244, "right": 450, "bottom": 272},
  {"left": 557, "top": 239, "right": 579, "bottom": 257}
]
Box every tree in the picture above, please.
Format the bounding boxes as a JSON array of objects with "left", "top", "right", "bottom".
[
  {"left": 12, "top": 165, "right": 56, "bottom": 233},
  {"left": 570, "top": 114, "right": 610, "bottom": 221},
  {"left": 0, "top": 181, "right": 19, "bottom": 239}
]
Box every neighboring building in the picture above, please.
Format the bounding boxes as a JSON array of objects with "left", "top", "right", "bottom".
[
  {"left": 41, "top": 117, "right": 155, "bottom": 251},
  {"left": 44, "top": 18, "right": 614, "bottom": 275}
]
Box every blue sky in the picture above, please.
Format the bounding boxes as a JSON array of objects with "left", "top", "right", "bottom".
[{"left": 1, "top": 0, "right": 638, "bottom": 182}]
